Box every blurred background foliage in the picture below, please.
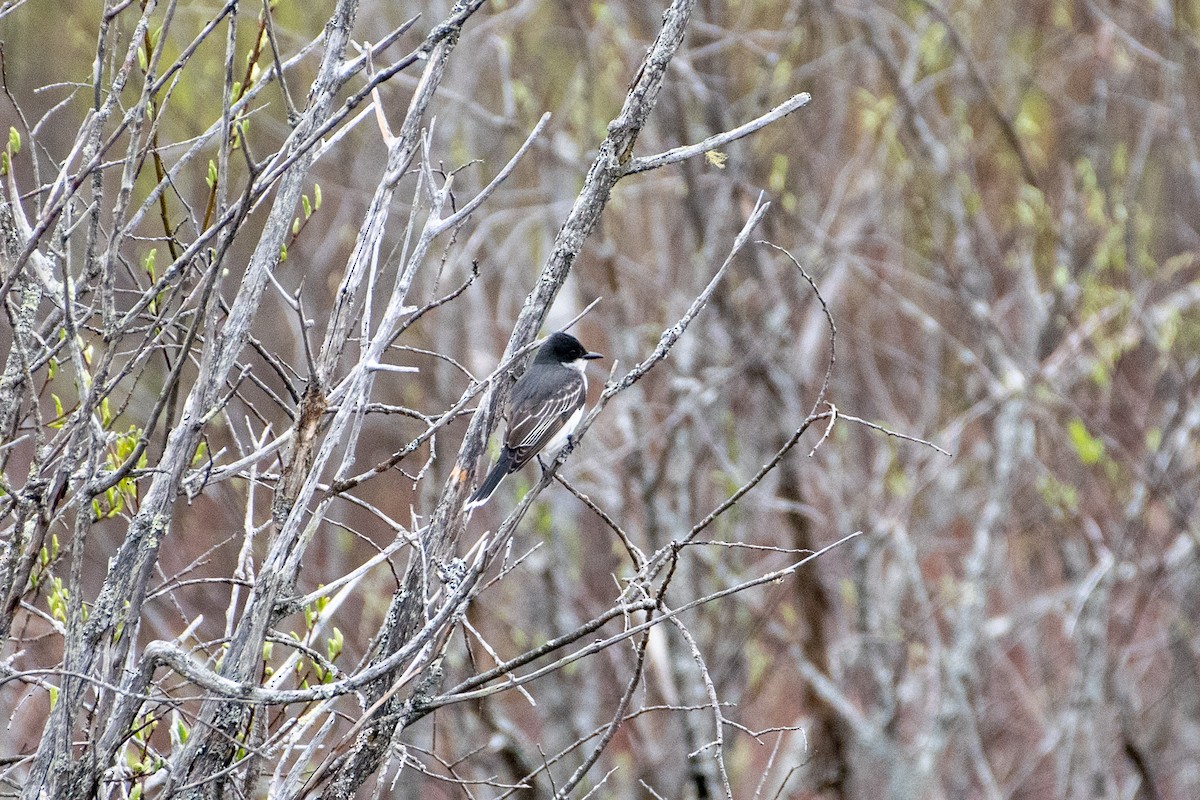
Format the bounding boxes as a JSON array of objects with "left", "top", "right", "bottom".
[{"left": 3, "top": 0, "right": 1199, "bottom": 797}]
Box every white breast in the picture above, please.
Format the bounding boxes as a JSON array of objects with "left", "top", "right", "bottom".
[{"left": 545, "top": 406, "right": 584, "bottom": 454}]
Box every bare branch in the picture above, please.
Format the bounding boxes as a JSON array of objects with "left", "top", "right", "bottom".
[{"left": 625, "top": 92, "right": 811, "bottom": 175}]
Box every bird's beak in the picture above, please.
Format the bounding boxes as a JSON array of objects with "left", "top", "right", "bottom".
[{"left": 583, "top": 351, "right": 604, "bottom": 360}]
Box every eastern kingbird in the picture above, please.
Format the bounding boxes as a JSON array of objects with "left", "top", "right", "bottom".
[{"left": 466, "top": 331, "right": 603, "bottom": 509}]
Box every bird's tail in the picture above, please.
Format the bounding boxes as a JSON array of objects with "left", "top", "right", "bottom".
[{"left": 466, "top": 450, "right": 515, "bottom": 509}]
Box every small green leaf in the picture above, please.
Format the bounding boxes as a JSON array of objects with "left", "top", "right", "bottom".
[
  {"left": 326, "top": 627, "right": 344, "bottom": 661},
  {"left": 8, "top": 127, "right": 19, "bottom": 154},
  {"left": 1067, "top": 418, "right": 1104, "bottom": 466},
  {"left": 49, "top": 577, "right": 67, "bottom": 622},
  {"left": 302, "top": 194, "right": 312, "bottom": 219},
  {"left": 207, "top": 159, "right": 218, "bottom": 188},
  {"left": 106, "top": 487, "right": 124, "bottom": 517},
  {"left": 144, "top": 248, "right": 157, "bottom": 280},
  {"left": 313, "top": 183, "right": 322, "bottom": 210}
]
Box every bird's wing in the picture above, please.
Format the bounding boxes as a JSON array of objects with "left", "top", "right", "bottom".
[{"left": 505, "top": 375, "right": 586, "bottom": 470}]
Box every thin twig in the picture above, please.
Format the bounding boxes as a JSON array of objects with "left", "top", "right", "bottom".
[
  {"left": 839, "top": 412, "right": 953, "bottom": 457},
  {"left": 625, "top": 92, "right": 811, "bottom": 175}
]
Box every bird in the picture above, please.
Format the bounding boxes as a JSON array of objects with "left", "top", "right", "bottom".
[{"left": 466, "top": 331, "right": 603, "bottom": 509}]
